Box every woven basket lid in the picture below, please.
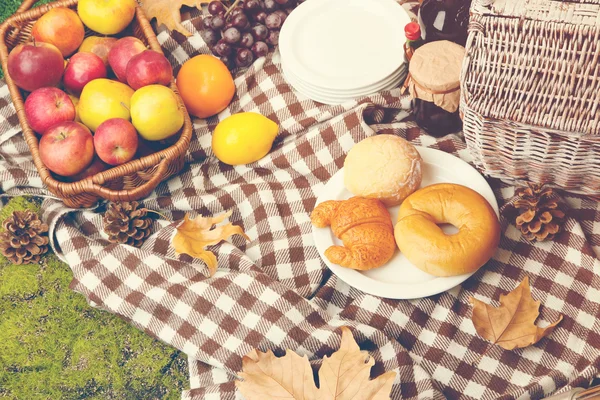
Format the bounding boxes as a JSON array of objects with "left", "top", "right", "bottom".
[{"left": 408, "top": 40, "right": 465, "bottom": 113}]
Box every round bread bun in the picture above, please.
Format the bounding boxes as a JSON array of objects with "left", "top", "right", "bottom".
[
  {"left": 344, "top": 135, "right": 422, "bottom": 207},
  {"left": 394, "top": 183, "right": 500, "bottom": 277}
]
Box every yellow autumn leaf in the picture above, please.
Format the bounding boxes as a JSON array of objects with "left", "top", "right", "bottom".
[
  {"left": 140, "top": 0, "right": 212, "bottom": 37},
  {"left": 236, "top": 327, "right": 396, "bottom": 400},
  {"left": 470, "top": 276, "right": 563, "bottom": 350},
  {"left": 172, "top": 210, "right": 249, "bottom": 275}
]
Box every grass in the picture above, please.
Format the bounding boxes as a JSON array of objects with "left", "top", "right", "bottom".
[
  {"left": 0, "top": 0, "right": 42, "bottom": 24},
  {"left": 0, "top": 3, "right": 189, "bottom": 397},
  {"left": 0, "top": 198, "right": 189, "bottom": 399}
]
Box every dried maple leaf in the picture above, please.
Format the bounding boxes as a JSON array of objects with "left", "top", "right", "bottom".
[
  {"left": 140, "top": 0, "right": 212, "bottom": 37},
  {"left": 172, "top": 210, "right": 249, "bottom": 275},
  {"left": 236, "top": 327, "right": 396, "bottom": 400},
  {"left": 470, "top": 277, "right": 563, "bottom": 350}
]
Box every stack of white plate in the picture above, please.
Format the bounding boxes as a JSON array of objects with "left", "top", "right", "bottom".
[{"left": 279, "top": 0, "right": 411, "bottom": 105}]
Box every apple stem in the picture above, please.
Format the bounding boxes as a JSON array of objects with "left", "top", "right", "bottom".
[
  {"left": 120, "top": 102, "right": 130, "bottom": 112},
  {"left": 147, "top": 209, "right": 171, "bottom": 222}
]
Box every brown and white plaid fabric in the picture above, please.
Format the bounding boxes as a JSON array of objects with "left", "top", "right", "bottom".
[{"left": 1, "top": 3, "right": 599, "bottom": 399}]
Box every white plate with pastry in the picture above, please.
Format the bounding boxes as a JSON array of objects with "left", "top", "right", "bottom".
[{"left": 311, "top": 137, "right": 500, "bottom": 300}]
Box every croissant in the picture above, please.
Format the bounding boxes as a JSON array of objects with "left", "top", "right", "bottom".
[{"left": 311, "top": 197, "right": 396, "bottom": 270}]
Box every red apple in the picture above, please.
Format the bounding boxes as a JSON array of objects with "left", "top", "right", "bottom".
[
  {"left": 108, "top": 37, "right": 146, "bottom": 83},
  {"left": 7, "top": 41, "right": 64, "bottom": 92},
  {"left": 31, "top": 7, "right": 85, "bottom": 57},
  {"left": 24, "top": 87, "right": 76, "bottom": 134},
  {"left": 39, "top": 121, "right": 94, "bottom": 176},
  {"left": 126, "top": 50, "right": 173, "bottom": 90},
  {"left": 63, "top": 156, "right": 109, "bottom": 182},
  {"left": 93, "top": 118, "right": 138, "bottom": 165},
  {"left": 64, "top": 52, "right": 107, "bottom": 96}
]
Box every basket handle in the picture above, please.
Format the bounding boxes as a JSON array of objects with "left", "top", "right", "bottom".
[
  {"left": 16, "top": 0, "right": 41, "bottom": 14},
  {"left": 53, "top": 155, "right": 174, "bottom": 204},
  {"left": 89, "top": 156, "right": 173, "bottom": 202}
]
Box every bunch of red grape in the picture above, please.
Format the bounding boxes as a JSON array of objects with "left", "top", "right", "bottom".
[{"left": 200, "top": 0, "right": 303, "bottom": 69}]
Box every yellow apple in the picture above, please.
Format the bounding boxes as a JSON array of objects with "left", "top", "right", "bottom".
[
  {"left": 78, "top": 79, "right": 134, "bottom": 132},
  {"left": 131, "top": 85, "right": 184, "bottom": 141},
  {"left": 77, "top": 0, "right": 136, "bottom": 35},
  {"left": 78, "top": 36, "right": 118, "bottom": 66}
]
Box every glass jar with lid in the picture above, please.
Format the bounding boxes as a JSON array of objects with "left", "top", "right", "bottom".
[{"left": 407, "top": 40, "right": 465, "bottom": 137}]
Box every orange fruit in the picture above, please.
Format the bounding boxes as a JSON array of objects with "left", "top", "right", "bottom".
[{"left": 176, "top": 55, "right": 235, "bottom": 119}]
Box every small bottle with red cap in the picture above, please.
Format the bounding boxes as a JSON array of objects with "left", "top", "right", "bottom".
[{"left": 403, "top": 22, "right": 424, "bottom": 61}]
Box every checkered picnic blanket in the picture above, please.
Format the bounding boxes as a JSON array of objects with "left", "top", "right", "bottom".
[{"left": 1, "top": 2, "right": 599, "bottom": 399}]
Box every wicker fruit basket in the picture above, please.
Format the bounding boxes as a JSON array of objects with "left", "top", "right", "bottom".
[
  {"left": 460, "top": 0, "right": 600, "bottom": 195},
  {"left": 0, "top": 0, "right": 193, "bottom": 208}
]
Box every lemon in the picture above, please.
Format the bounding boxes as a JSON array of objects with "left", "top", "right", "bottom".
[{"left": 212, "top": 112, "right": 279, "bottom": 165}]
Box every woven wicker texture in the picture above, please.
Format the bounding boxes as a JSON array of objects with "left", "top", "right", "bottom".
[
  {"left": 471, "top": 0, "right": 600, "bottom": 24},
  {"left": 461, "top": 0, "right": 600, "bottom": 194},
  {"left": 0, "top": 0, "right": 193, "bottom": 208}
]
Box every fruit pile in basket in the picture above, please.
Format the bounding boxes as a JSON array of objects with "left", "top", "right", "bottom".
[{"left": 5, "top": 0, "right": 184, "bottom": 181}]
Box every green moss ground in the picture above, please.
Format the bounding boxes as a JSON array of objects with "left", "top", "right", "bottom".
[{"left": 0, "top": 197, "right": 189, "bottom": 399}]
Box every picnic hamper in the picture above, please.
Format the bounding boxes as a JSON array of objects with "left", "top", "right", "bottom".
[
  {"left": 460, "top": 0, "right": 600, "bottom": 194},
  {"left": 0, "top": 0, "right": 193, "bottom": 208}
]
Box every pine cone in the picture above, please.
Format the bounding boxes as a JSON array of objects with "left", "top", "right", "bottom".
[
  {"left": 0, "top": 210, "right": 49, "bottom": 264},
  {"left": 514, "top": 183, "right": 565, "bottom": 242},
  {"left": 103, "top": 201, "right": 153, "bottom": 247}
]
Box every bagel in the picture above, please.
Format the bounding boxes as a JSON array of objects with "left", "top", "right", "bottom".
[{"left": 394, "top": 183, "right": 500, "bottom": 277}]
